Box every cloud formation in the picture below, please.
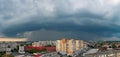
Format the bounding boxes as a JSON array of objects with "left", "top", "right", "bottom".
[{"left": 0, "top": 0, "right": 120, "bottom": 40}]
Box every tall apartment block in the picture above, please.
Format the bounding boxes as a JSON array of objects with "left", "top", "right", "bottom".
[{"left": 56, "top": 38, "right": 87, "bottom": 55}]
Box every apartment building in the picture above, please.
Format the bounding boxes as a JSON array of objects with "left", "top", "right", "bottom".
[{"left": 56, "top": 38, "right": 87, "bottom": 55}]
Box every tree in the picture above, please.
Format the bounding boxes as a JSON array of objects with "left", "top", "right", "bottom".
[
  {"left": 0, "top": 52, "right": 5, "bottom": 57},
  {"left": 41, "top": 48, "right": 46, "bottom": 52},
  {"left": 26, "top": 49, "right": 38, "bottom": 53},
  {"left": 68, "top": 55, "right": 72, "bottom": 57},
  {"left": 2, "top": 54, "right": 14, "bottom": 57},
  {"left": 112, "top": 43, "right": 117, "bottom": 49},
  {"left": 11, "top": 48, "right": 18, "bottom": 52},
  {"left": 11, "top": 45, "right": 19, "bottom": 52}
]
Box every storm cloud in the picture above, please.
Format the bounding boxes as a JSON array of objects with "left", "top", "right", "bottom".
[{"left": 0, "top": 0, "right": 120, "bottom": 40}]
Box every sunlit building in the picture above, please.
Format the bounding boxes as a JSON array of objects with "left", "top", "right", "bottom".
[
  {"left": 56, "top": 40, "right": 61, "bottom": 52},
  {"left": 56, "top": 38, "right": 87, "bottom": 55},
  {"left": 61, "top": 38, "right": 67, "bottom": 53},
  {"left": 67, "top": 39, "right": 76, "bottom": 55},
  {"left": 76, "top": 40, "right": 81, "bottom": 50}
]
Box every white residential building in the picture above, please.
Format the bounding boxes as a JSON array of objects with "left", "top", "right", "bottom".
[
  {"left": 0, "top": 42, "right": 18, "bottom": 52},
  {"left": 18, "top": 46, "right": 25, "bottom": 54},
  {"left": 32, "top": 41, "right": 56, "bottom": 47}
]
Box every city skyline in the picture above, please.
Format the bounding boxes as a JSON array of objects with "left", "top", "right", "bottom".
[{"left": 0, "top": 0, "right": 120, "bottom": 41}]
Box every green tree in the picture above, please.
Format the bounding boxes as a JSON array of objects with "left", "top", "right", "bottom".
[
  {"left": 2, "top": 54, "right": 14, "bottom": 57},
  {"left": 68, "top": 55, "right": 72, "bottom": 57},
  {"left": 0, "top": 52, "right": 5, "bottom": 57},
  {"left": 41, "top": 48, "right": 46, "bottom": 52},
  {"left": 26, "top": 48, "right": 47, "bottom": 53},
  {"left": 26, "top": 49, "right": 38, "bottom": 53},
  {"left": 112, "top": 43, "right": 117, "bottom": 48}
]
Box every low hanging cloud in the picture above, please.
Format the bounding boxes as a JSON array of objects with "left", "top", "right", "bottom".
[{"left": 0, "top": 0, "right": 120, "bottom": 40}]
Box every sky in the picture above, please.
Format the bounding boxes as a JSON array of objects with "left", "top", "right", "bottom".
[{"left": 0, "top": 0, "right": 120, "bottom": 41}]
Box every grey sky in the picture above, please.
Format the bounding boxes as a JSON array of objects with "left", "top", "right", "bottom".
[{"left": 0, "top": 0, "right": 120, "bottom": 40}]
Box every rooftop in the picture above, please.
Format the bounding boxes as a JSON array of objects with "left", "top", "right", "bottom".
[{"left": 85, "top": 49, "right": 98, "bottom": 54}]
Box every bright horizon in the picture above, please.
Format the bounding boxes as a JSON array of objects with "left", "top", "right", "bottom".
[{"left": 0, "top": 38, "right": 27, "bottom": 42}]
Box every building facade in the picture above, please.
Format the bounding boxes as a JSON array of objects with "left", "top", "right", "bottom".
[
  {"left": 56, "top": 38, "right": 87, "bottom": 55},
  {"left": 0, "top": 42, "right": 18, "bottom": 52},
  {"left": 18, "top": 46, "right": 25, "bottom": 54}
]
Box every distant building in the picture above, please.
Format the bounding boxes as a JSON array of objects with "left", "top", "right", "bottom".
[
  {"left": 56, "top": 38, "right": 87, "bottom": 55},
  {"left": 18, "top": 46, "right": 25, "bottom": 54},
  {"left": 32, "top": 41, "right": 56, "bottom": 47},
  {"left": 76, "top": 40, "right": 86, "bottom": 50},
  {"left": 84, "top": 49, "right": 120, "bottom": 57},
  {"left": 0, "top": 42, "right": 18, "bottom": 52},
  {"left": 6, "top": 45, "right": 11, "bottom": 54}
]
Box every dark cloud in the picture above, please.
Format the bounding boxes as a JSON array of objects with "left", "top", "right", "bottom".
[{"left": 0, "top": 0, "right": 120, "bottom": 40}]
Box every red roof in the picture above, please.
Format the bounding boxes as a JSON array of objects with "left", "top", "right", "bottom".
[
  {"left": 24, "top": 46, "right": 44, "bottom": 50},
  {"left": 45, "top": 46, "right": 56, "bottom": 52},
  {"left": 25, "top": 46, "right": 56, "bottom": 52}
]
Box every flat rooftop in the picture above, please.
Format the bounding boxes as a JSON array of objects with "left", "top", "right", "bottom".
[{"left": 85, "top": 49, "right": 98, "bottom": 54}]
